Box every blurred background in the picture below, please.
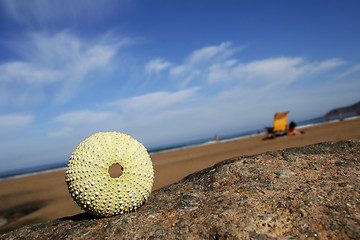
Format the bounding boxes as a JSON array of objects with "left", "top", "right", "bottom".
[{"left": 0, "top": 0, "right": 359, "bottom": 177}]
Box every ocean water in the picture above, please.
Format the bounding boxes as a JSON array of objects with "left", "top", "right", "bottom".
[{"left": 0, "top": 113, "right": 357, "bottom": 181}]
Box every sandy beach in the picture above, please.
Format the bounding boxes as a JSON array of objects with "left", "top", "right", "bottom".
[{"left": 1, "top": 117, "right": 359, "bottom": 234}]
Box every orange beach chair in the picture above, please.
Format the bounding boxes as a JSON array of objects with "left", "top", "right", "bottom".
[
  {"left": 264, "top": 111, "right": 289, "bottom": 138},
  {"left": 272, "top": 111, "right": 289, "bottom": 132}
]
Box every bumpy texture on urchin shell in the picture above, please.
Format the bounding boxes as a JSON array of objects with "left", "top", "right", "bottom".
[{"left": 65, "top": 132, "right": 154, "bottom": 217}]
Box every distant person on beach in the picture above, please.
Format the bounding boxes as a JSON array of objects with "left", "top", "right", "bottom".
[
  {"left": 286, "top": 121, "right": 302, "bottom": 136},
  {"left": 339, "top": 113, "right": 344, "bottom": 121}
]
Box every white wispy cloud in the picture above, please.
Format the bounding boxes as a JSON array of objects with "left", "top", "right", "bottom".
[
  {"left": 166, "top": 42, "right": 344, "bottom": 90},
  {"left": 205, "top": 57, "right": 346, "bottom": 100},
  {"left": 0, "top": 61, "right": 61, "bottom": 84},
  {"left": 206, "top": 57, "right": 307, "bottom": 90},
  {"left": 48, "top": 88, "right": 201, "bottom": 145},
  {"left": 1, "top": 0, "right": 66, "bottom": 25},
  {"left": 49, "top": 110, "right": 124, "bottom": 138},
  {"left": 0, "top": 31, "right": 130, "bottom": 107},
  {"left": 55, "top": 110, "right": 122, "bottom": 126},
  {"left": 308, "top": 58, "right": 345, "bottom": 71},
  {"left": 169, "top": 42, "right": 243, "bottom": 87},
  {"left": 187, "top": 41, "right": 235, "bottom": 64},
  {"left": 110, "top": 87, "right": 200, "bottom": 114},
  {"left": 145, "top": 58, "right": 171, "bottom": 75},
  {"left": 170, "top": 65, "right": 185, "bottom": 76},
  {"left": 336, "top": 64, "right": 360, "bottom": 79},
  {"left": 0, "top": 0, "right": 133, "bottom": 27}
]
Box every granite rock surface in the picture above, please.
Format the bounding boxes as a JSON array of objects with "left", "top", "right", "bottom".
[{"left": 1, "top": 140, "right": 359, "bottom": 239}]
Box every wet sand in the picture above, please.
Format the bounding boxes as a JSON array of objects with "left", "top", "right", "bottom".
[{"left": 1, "top": 117, "right": 359, "bottom": 234}]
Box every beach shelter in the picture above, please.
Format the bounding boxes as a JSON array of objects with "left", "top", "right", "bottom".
[{"left": 272, "top": 111, "right": 289, "bottom": 132}]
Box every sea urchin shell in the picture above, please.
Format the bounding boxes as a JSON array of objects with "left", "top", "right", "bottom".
[{"left": 65, "top": 132, "right": 154, "bottom": 217}]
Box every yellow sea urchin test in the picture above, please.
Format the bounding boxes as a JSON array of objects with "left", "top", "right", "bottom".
[{"left": 65, "top": 132, "right": 154, "bottom": 217}]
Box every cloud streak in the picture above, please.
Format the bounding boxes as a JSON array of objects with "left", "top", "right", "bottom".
[
  {"left": 48, "top": 110, "right": 124, "bottom": 138},
  {"left": 145, "top": 58, "right": 171, "bottom": 76},
  {"left": 0, "top": 61, "right": 61, "bottom": 84},
  {"left": 336, "top": 64, "right": 360, "bottom": 79},
  {"left": 169, "top": 42, "right": 243, "bottom": 87},
  {"left": 208, "top": 57, "right": 345, "bottom": 90},
  {"left": 0, "top": 0, "right": 133, "bottom": 28},
  {"left": 166, "top": 42, "right": 344, "bottom": 92},
  {"left": 0, "top": 31, "right": 132, "bottom": 107},
  {"left": 110, "top": 87, "right": 200, "bottom": 114},
  {"left": 166, "top": 42, "right": 345, "bottom": 91}
]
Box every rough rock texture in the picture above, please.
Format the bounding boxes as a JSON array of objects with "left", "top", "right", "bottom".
[{"left": 1, "top": 140, "right": 360, "bottom": 239}]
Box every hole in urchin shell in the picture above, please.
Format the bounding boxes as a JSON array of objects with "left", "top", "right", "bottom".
[{"left": 108, "top": 163, "right": 123, "bottom": 178}]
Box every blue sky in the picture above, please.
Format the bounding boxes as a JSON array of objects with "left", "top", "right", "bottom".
[{"left": 0, "top": 0, "right": 359, "bottom": 173}]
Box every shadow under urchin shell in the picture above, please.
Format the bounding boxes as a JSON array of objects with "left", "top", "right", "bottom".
[{"left": 65, "top": 132, "right": 154, "bottom": 217}]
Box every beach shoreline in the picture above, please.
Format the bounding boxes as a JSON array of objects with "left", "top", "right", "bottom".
[
  {"left": 0, "top": 114, "right": 357, "bottom": 182},
  {"left": 1, "top": 117, "right": 359, "bottom": 234}
]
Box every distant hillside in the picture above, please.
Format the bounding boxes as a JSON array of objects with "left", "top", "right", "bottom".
[{"left": 323, "top": 101, "right": 360, "bottom": 118}]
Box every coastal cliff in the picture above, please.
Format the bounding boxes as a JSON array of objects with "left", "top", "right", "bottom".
[
  {"left": 323, "top": 101, "right": 360, "bottom": 119},
  {"left": 1, "top": 140, "right": 359, "bottom": 239}
]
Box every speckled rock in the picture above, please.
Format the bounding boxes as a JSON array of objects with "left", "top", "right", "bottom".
[{"left": 1, "top": 140, "right": 360, "bottom": 239}]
